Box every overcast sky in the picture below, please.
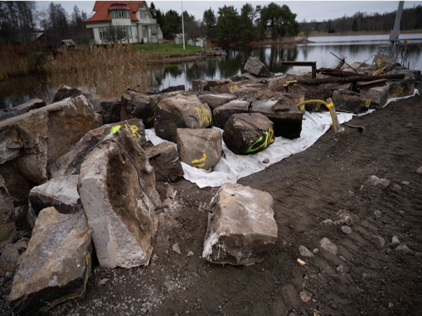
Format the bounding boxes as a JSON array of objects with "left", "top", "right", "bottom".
[{"left": 35, "top": 0, "right": 421, "bottom": 22}]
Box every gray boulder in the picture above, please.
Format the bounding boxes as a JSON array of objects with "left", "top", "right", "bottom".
[
  {"left": 360, "top": 84, "right": 389, "bottom": 109},
  {"left": 0, "top": 174, "right": 16, "bottom": 248},
  {"left": 332, "top": 89, "right": 370, "bottom": 114},
  {"left": 387, "top": 78, "right": 415, "bottom": 99},
  {"left": 373, "top": 54, "right": 396, "bottom": 69},
  {"left": 49, "top": 118, "right": 146, "bottom": 178},
  {"left": 197, "top": 93, "right": 237, "bottom": 110},
  {"left": 231, "top": 73, "right": 261, "bottom": 82},
  {"left": 99, "top": 97, "right": 121, "bottom": 124},
  {"left": 0, "top": 99, "right": 46, "bottom": 122},
  {"left": 0, "top": 95, "right": 98, "bottom": 206},
  {"left": 209, "top": 82, "right": 267, "bottom": 95},
  {"left": 177, "top": 128, "right": 222, "bottom": 170},
  {"left": 192, "top": 79, "right": 233, "bottom": 92},
  {"left": 7, "top": 207, "right": 92, "bottom": 316},
  {"left": 0, "top": 238, "right": 28, "bottom": 276},
  {"left": 223, "top": 113, "right": 274, "bottom": 155},
  {"left": 29, "top": 175, "right": 82, "bottom": 216},
  {"left": 145, "top": 142, "right": 184, "bottom": 182},
  {"left": 78, "top": 129, "right": 160, "bottom": 268},
  {"left": 154, "top": 94, "right": 212, "bottom": 143},
  {"left": 202, "top": 183, "right": 277, "bottom": 265},
  {"left": 213, "top": 100, "right": 250, "bottom": 129},
  {"left": 244, "top": 56, "right": 271, "bottom": 77}
]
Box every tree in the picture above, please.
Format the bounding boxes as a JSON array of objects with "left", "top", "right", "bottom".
[
  {"left": 162, "top": 9, "right": 180, "bottom": 39},
  {"left": 203, "top": 8, "right": 216, "bottom": 38},
  {"left": 182, "top": 11, "right": 203, "bottom": 45},
  {"left": 259, "top": 3, "right": 300, "bottom": 39},
  {"left": 304, "top": 24, "right": 311, "bottom": 39},
  {"left": 149, "top": 2, "right": 157, "bottom": 19},
  {"left": 352, "top": 18, "right": 358, "bottom": 32},
  {"left": 46, "top": 3, "right": 69, "bottom": 44},
  {"left": 0, "top": 1, "right": 37, "bottom": 44},
  {"left": 238, "top": 4, "right": 255, "bottom": 43},
  {"left": 216, "top": 5, "right": 239, "bottom": 44}
]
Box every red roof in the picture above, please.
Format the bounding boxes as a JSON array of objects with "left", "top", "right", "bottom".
[{"left": 84, "top": 1, "right": 144, "bottom": 24}]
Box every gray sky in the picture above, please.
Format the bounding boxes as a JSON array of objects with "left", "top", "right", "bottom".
[{"left": 35, "top": 1, "right": 421, "bottom": 22}]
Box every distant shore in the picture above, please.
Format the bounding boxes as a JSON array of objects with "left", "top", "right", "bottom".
[{"left": 300, "top": 29, "right": 422, "bottom": 37}]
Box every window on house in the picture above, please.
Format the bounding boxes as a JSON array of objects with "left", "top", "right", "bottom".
[
  {"left": 99, "top": 27, "right": 106, "bottom": 39},
  {"left": 126, "top": 11, "right": 129, "bottom": 18},
  {"left": 151, "top": 25, "right": 156, "bottom": 35},
  {"left": 140, "top": 11, "right": 146, "bottom": 20},
  {"left": 119, "top": 11, "right": 124, "bottom": 18},
  {"left": 121, "top": 26, "right": 126, "bottom": 38}
]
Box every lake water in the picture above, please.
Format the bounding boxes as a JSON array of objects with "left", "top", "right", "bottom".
[{"left": 1, "top": 33, "right": 422, "bottom": 109}]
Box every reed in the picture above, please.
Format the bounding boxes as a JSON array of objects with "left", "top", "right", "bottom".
[
  {"left": 44, "top": 43, "right": 153, "bottom": 98},
  {"left": 0, "top": 44, "right": 42, "bottom": 80}
]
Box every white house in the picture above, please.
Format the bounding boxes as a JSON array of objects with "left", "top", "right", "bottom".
[
  {"left": 174, "top": 34, "right": 206, "bottom": 48},
  {"left": 84, "top": 1, "right": 163, "bottom": 44}
]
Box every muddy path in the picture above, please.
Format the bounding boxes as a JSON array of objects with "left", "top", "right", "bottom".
[{"left": 2, "top": 84, "right": 422, "bottom": 316}]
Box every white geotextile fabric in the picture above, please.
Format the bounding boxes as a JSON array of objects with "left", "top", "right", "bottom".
[{"left": 145, "top": 89, "right": 419, "bottom": 188}]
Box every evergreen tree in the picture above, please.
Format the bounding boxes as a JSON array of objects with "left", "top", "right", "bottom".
[
  {"left": 238, "top": 4, "right": 255, "bottom": 43},
  {"left": 259, "top": 3, "right": 300, "bottom": 39},
  {"left": 162, "top": 10, "right": 180, "bottom": 39},
  {"left": 216, "top": 5, "right": 239, "bottom": 44},
  {"left": 203, "top": 8, "right": 216, "bottom": 38}
]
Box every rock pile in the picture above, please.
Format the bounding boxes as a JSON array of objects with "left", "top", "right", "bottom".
[{"left": 0, "top": 54, "right": 419, "bottom": 314}]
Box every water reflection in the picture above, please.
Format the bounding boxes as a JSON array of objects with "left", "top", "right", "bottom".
[{"left": 1, "top": 35, "right": 421, "bottom": 108}]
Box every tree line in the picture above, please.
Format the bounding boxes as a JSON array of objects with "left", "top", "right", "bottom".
[
  {"left": 300, "top": 5, "right": 422, "bottom": 34},
  {"left": 0, "top": 1, "right": 91, "bottom": 46},
  {"left": 150, "top": 2, "right": 300, "bottom": 45}
]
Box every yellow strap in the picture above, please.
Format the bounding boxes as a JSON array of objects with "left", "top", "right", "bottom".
[{"left": 326, "top": 102, "right": 334, "bottom": 108}]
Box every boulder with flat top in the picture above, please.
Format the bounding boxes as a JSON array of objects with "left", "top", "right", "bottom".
[
  {"left": 7, "top": 207, "right": 92, "bottom": 316},
  {"left": 145, "top": 142, "right": 184, "bottom": 182},
  {"left": 177, "top": 128, "right": 222, "bottom": 170},
  {"left": 192, "top": 79, "right": 233, "bottom": 92},
  {"left": 120, "top": 90, "right": 156, "bottom": 128},
  {"left": 29, "top": 175, "right": 82, "bottom": 216},
  {"left": 244, "top": 56, "right": 271, "bottom": 77},
  {"left": 78, "top": 129, "right": 160, "bottom": 268},
  {"left": 387, "top": 78, "right": 415, "bottom": 99},
  {"left": 198, "top": 93, "right": 237, "bottom": 110},
  {"left": 213, "top": 100, "right": 250, "bottom": 129},
  {"left": 332, "top": 89, "right": 370, "bottom": 114},
  {"left": 154, "top": 94, "right": 212, "bottom": 143},
  {"left": 202, "top": 183, "right": 277, "bottom": 265},
  {"left": 223, "top": 113, "right": 274, "bottom": 155},
  {"left": 359, "top": 84, "right": 389, "bottom": 109},
  {"left": 288, "top": 84, "right": 332, "bottom": 112}
]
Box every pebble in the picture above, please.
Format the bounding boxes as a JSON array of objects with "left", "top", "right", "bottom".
[
  {"left": 368, "top": 175, "right": 390, "bottom": 187},
  {"left": 341, "top": 226, "right": 352, "bottom": 235},
  {"left": 416, "top": 166, "right": 422, "bottom": 174},
  {"left": 395, "top": 244, "right": 413, "bottom": 255},
  {"left": 263, "top": 158, "right": 269, "bottom": 163},
  {"left": 187, "top": 251, "right": 194, "bottom": 257},
  {"left": 372, "top": 235, "right": 385, "bottom": 248},
  {"left": 98, "top": 278, "right": 110, "bottom": 286},
  {"left": 300, "top": 290, "right": 312, "bottom": 303},
  {"left": 402, "top": 181, "right": 410, "bottom": 185},
  {"left": 388, "top": 302, "right": 394, "bottom": 308},
  {"left": 299, "top": 245, "right": 314, "bottom": 257},
  {"left": 172, "top": 243, "right": 182, "bottom": 255},
  {"left": 320, "top": 238, "right": 338, "bottom": 256},
  {"left": 392, "top": 236, "right": 400, "bottom": 245},
  {"left": 297, "top": 258, "right": 306, "bottom": 266},
  {"left": 373, "top": 210, "right": 382, "bottom": 218},
  {"left": 313, "top": 248, "right": 319, "bottom": 254},
  {"left": 320, "top": 219, "right": 333, "bottom": 226}
]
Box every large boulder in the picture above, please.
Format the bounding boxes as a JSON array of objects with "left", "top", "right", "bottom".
[
  {"left": 78, "top": 129, "right": 160, "bottom": 268},
  {"left": 154, "top": 94, "right": 212, "bottom": 143},
  {"left": 29, "top": 175, "right": 82, "bottom": 216},
  {"left": 177, "top": 128, "right": 222, "bottom": 170},
  {"left": 244, "top": 56, "right": 271, "bottom": 77},
  {"left": 373, "top": 54, "right": 396, "bottom": 69},
  {"left": 0, "top": 174, "right": 16, "bottom": 248},
  {"left": 7, "top": 207, "right": 92, "bottom": 316},
  {"left": 251, "top": 91, "right": 303, "bottom": 139},
  {"left": 144, "top": 142, "right": 184, "bottom": 182},
  {"left": 267, "top": 76, "right": 287, "bottom": 92},
  {"left": 52, "top": 84, "right": 82, "bottom": 103},
  {"left": 387, "top": 78, "right": 415, "bottom": 99},
  {"left": 223, "top": 113, "right": 274, "bottom": 155},
  {"left": 209, "top": 82, "right": 268, "bottom": 95},
  {"left": 288, "top": 84, "right": 332, "bottom": 112},
  {"left": 332, "top": 89, "right": 370, "bottom": 114},
  {"left": 231, "top": 73, "right": 261, "bottom": 82},
  {"left": 120, "top": 90, "right": 156, "bottom": 128},
  {"left": 202, "top": 183, "right": 277, "bottom": 265},
  {"left": 146, "top": 85, "right": 185, "bottom": 95},
  {"left": 359, "top": 84, "right": 389, "bottom": 109},
  {"left": 197, "top": 93, "right": 237, "bottom": 110},
  {"left": 213, "top": 100, "right": 251, "bottom": 129},
  {"left": 49, "top": 118, "right": 146, "bottom": 178},
  {"left": 0, "top": 95, "right": 98, "bottom": 206},
  {"left": 192, "top": 79, "right": 233, "bottom": 92}
]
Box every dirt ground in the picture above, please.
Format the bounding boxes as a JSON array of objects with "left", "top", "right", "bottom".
[{"left": 1, "top": 83, "right": 422, "bottom": 316}]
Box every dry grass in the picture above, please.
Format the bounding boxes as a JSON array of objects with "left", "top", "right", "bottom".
[
  {"left": 0, "top": 44, "right": 41, "bottom": 80},
  {"left": 45, "top": 43, "right": 153, "bottom": 98}
]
